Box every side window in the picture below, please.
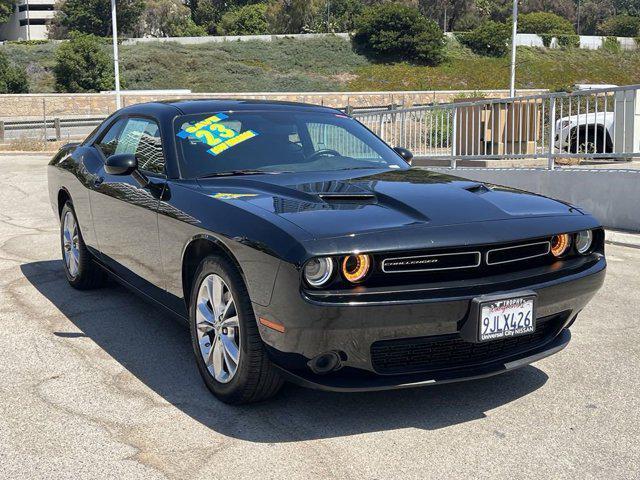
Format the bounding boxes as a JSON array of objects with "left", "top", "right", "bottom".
[
  {"left": 306, "top": 122, "right": 379, "bottom": 159},
  {"left": 115, "top": 118, "right": 166, "bottom": 175},
  {"left": 95, "top": 118, "right": 125, "bottom": 158}
]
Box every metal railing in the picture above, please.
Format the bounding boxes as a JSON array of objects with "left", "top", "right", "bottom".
[
  {"left": 353, "top": 85, "right": 640, "bottom": 169},
  {"left": 0, "top": 116, "right": 106, "bottom": 143}
]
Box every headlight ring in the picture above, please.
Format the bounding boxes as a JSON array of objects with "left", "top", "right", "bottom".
[{"left": 303, "top": 257, "right": 334, "bottom": 288}]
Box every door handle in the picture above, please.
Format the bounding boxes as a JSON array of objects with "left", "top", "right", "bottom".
[{"left": 93, "top": 176, "right": 104, "bottom": 187}]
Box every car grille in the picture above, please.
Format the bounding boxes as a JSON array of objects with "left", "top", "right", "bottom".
[
  {"left": 370, "top": 314, "right": 564, "bottom": 375},
  {"left": 382, "top": 251, "right": 481, "bottom": 273}
]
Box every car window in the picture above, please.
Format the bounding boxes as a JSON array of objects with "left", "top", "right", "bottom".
[
  {"left": 174, "top": 111, "right": 407, "bottom": 178},
  {"left": 106, "top": 118, "right": 165, "bottom": 175},
  {"left": 95, "top": 118, "right": 125, "bottom": 158},
  {"left": 307, "top": 123, "right": 379, "bottom": 159}
]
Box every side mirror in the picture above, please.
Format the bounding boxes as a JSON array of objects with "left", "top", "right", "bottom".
[
  {"left": 393, "top": 147, "right": 413, "bottom": 165},
  {"left": 105, "top": 153, "right": 138, "bottom": 175}
]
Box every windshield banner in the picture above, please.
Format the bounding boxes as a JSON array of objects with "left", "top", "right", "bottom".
[{"left": 177, "top": 113, "right": 259, "bottom": 156}]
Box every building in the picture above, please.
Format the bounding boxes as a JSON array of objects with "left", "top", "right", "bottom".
[{"left": 0, "top": 0, "right": 57, "bottom": 41}]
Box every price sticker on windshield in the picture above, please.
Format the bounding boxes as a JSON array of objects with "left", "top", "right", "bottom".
[{"left": 177, "top": 113, "right": 259, "bottom": 156}]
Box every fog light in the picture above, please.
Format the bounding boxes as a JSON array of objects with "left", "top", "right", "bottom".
[
  {"left": 575, "top": 230, "right": 593, "bottom": 254},
  {"left": 303, "top": 257, "right": 334, "bottom": 287},
  {"left": 551, "top": 233, "right": 571, "bottom": 257},
  {"left": 341, "top": 254, "right": 372, "bottom": 283}
]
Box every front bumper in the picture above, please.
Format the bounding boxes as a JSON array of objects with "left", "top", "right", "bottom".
[{"left": 252, "top": 254, "right": 605, "bottom": 391}]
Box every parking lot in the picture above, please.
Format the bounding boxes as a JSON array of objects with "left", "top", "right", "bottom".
[{"left": 0, "top": 155, "right": 638, "bottom": 480}]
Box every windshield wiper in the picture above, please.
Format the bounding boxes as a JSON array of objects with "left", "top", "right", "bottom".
[{"left": 199, "top": 169, "right": 291, "bottom": 178}]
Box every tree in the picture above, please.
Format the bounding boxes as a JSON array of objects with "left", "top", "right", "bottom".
[
  {"left": 419, "top": 0, "right": 470, "bottom": 31},
  {"left": 0, "top": 51, "right": 29, "bottom": 93},
  {"left": 578, "top": 0, "right": 616, "bottom": 34},
  {"left": 353, "top": 3, "right": 445, "bottom": 64},
  {"left": 0, "top": 0, "right": 15, "bottom": 24},
  {"left": 49, "top": 0, "right": 144, "bottom": 38},
  {"left": 135, "top": 0, "right": 206, "bottom": 36},
  {"left": 217, "top": 3, "right": 269, "bottom": 35},
  {"left": 192, "top": 0, "right": 229, "bottom": 34},
  {"left": 598, "top": 14, "right": 640, "bottom": 36},
  {"left": 305, "top": 0, "right": 364, "bottom": 33},
  {"left": 266, "top": 0, "right": 322, "bottom": 34},
  {"left": 53, "top": 33, "right": 115, "bottom": 92},
  {"left": 518, "top": 11, "right": 575, "bottom": 35},
  {"left": 458, "top": 20, "right": 510, "bottom": 56}
]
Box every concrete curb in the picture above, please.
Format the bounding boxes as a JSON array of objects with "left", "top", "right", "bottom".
[{"left": 605, "top": 229, "right": 640, "bottom": 249}]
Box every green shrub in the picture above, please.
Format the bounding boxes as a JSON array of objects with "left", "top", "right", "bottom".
[
  {"left": 602, "top": 36, "right": 622, "bottom": 53},
  {"left": 458, "top": 21, "right": 510, "bottom": 57},
  {"left": 539, "top": 33, "right": 580, "bottom": 49},
  {"left": 598, "top": 14, "right": 640, "bottom": 37},
  {"left": 518, "top": 12, "right": 575, "bottom": 35},
  {"left": 6, "top": 39, "right": 49, "bottom": 45},
  {"left": 353, "top": 4, "right": 445, "bottom": 65},
  {"left": 557, "top": 34, "right": 580, "bottom": 48},
  {"left": 53, "top": 33, "right": 115, "bottom": 92},
  {"left": 0, "top": 51, "right": 29, "bottom": 93},
  {"left": 217, "top": 4, "right": 270, "bottom": 35}
]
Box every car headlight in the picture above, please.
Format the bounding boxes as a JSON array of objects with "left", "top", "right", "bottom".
[
  {"left": 551, "top": 233, "right": 571, "bottom": 257},
  {"left": 303, "top": 257, "right": 334, "bottom": 287},
  {"left": 341, "top": 254, "right": 372, "bottom": 283},
  {"left": 575, "top": 230, "right": 593, "bottom": 254}
]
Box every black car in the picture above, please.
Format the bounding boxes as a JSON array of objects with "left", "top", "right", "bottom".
[{"left": 47, "top": 99, "right": 606, "bottom": 404}]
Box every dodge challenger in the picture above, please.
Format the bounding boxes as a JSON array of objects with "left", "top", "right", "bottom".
[{"left": 47, "top": 100, "right": 606, "bottom": 404}]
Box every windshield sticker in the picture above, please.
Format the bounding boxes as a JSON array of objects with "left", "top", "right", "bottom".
[
  {"left": 177, "top": 113, "right": 259, "bottom": 156},
  {"left": 211, "top": 192, "right": 259, "bottom": 200}
]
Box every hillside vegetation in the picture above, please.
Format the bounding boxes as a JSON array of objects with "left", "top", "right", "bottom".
[{"left": 1, "top": 36, "right": 639, "bottom": 94}]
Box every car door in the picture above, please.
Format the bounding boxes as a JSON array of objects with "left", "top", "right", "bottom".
[{"left": 89, "top": 116, "right": 168, "bottom": 294}]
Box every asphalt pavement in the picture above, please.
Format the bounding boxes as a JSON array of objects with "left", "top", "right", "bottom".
[{"left": 0, "top": 155, "right": 638, "bottom": 479}]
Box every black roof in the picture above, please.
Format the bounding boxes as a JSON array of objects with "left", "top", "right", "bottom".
[{"left": 122, "top": 98, "right": 340, "bottom": 116}]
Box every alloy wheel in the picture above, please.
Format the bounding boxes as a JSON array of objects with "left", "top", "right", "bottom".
[
  {"left": 195, "top": 274, "right": 241, "bottom": 383},
  {"left": 62, "top": 210, "right": 80, "bottom": 278}
]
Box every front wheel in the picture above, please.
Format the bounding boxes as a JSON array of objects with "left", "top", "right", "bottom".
[
  {"left": 189, "top": 256, "right": 283, "bottom": 404},
  {"left": 60, "top": 201, "right": 106, "bottom": 290}
]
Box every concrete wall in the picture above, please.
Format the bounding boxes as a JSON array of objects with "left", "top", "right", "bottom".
[
  {"left": 0, "top": 89, "right": 547, "bottom": 119},
  {"left": 121, "top": 32, "right": 639, "bottom": 51},
  {"left": 436, "top": 167, "right": 640, "bottom": 232}
]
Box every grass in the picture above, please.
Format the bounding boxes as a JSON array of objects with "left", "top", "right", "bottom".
[{"left": 1, "top": 36, "right": 639, "bottom": 93}]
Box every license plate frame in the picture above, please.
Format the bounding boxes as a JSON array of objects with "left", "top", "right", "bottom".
[{"left": 461, "top": 291, "right": 537, "bottom": 343}]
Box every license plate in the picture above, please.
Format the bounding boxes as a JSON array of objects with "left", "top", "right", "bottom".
[{"left": 479, "top": 297, "right": 535, "bottom": 342}]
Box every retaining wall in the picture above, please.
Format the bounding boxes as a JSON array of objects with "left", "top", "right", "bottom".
[{"left": 0, "top": 89, "right": 546, "bottom": 119}]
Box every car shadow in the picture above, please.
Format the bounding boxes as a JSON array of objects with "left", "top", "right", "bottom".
[{"left": 21, "top": 260, "right": 549, "bottom": 443}]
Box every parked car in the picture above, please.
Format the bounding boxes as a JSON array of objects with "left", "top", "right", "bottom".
[
  {"left": 555, "top": 111, "right": 614, "bottom": 154},
  {"left": 555, "top": 84, "right": 617, "bottom": 154},
  {"left": 47, "top": 100, "right": 606, "bottom": 404}
]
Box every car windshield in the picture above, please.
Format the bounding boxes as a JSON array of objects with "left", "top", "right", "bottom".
[{"left": 173, "top": 110, "right": 408, "bottom": 178}]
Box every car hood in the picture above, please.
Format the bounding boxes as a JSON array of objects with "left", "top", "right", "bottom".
[{"left": 196, "top": 168, "right": 582, "bottom": 240}]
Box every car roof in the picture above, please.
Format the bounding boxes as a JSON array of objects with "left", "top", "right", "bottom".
[{"left": 120, "top": 98, "right": 342, "bottom": 116}]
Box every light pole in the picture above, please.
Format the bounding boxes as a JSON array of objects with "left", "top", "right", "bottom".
[
  {"left": 111, "top": 0, "right": 122, "bottom": 110},
  {"left": 509, "top": 0, "right": 518, "bottom": 97},
  {"left": 25, "top": 0, "right": 31, "bottom": 41}
]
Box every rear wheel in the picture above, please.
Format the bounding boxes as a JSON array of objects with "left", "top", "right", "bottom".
[
  {"left": 60, "top": 201, "right": 106, "bottom": 289},
  {"left": 569, "top": 126, "right": 611, "bottom": 154},
  {"left": 189, "top": 255, "right": 283, "bottom": 404}
]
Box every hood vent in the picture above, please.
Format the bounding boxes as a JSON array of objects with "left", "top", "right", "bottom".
[
  {"left": 317, "top": 193, "right": 377, "bottom": 202},
  {"left": 464, "top": 183, "right": 491, "bottom": 194}
]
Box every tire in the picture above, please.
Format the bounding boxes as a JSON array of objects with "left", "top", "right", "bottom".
[
  {"left": 60, "top": 201, "right": 106, "bottom": 290},
  {"left": 189, "top": 255, "right": 283, "bottom": 405},
  {"left": 569, "top": 126, "right": 611, "bottom": 154}
]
